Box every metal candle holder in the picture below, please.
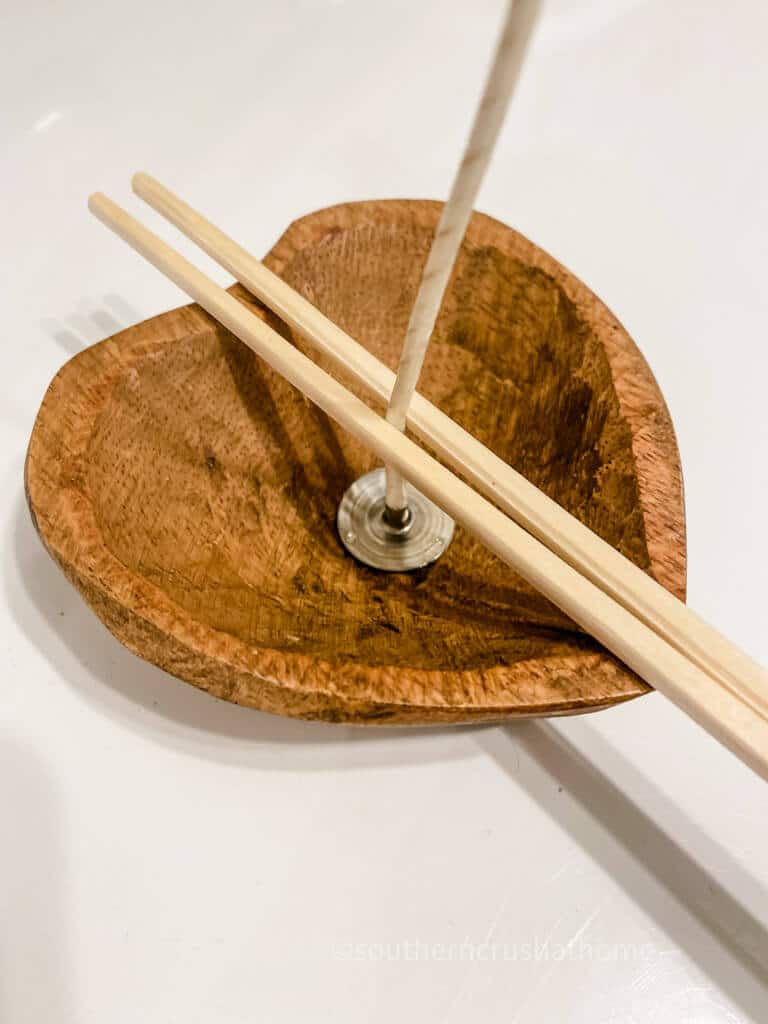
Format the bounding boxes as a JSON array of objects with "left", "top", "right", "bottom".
[{"left": 337, "top": 467, "right": 454, "bottom": 571}]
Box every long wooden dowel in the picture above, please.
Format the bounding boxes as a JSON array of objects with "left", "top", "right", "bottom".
[
  {"left": 132, "top": 172, "right": 768, "bottom": 722},
  {"left": 384, "top": 0, "right": 542, "bottom": 509},
  {"left": 90, "top": 190, "right": 768, "bottom": 781}
]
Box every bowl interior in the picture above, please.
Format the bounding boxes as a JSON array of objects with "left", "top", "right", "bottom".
[{"left": 84, "top": 220, "right": 652, "bottom": 675}]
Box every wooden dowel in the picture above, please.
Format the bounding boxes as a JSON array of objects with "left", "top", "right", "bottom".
[
  {"left": 132, "top": 171, "right": 768, "bottom": 723},
  {"left": 90, "top": 190, "right": 768, "bottom": 782},
  {"left": 385, "top": 0, "right": 542, "bottom": 509}
]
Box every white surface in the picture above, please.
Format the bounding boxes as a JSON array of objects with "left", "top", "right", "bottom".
[{"left": 2, "top": 0, "right": 767, "bottom": 1020}]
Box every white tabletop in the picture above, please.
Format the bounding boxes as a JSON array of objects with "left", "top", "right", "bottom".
[{"left": 2, "top": 1, "right": 768, "bottom": 1020}]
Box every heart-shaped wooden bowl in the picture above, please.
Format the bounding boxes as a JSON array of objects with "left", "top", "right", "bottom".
[{"left": 26, "top": 200, "right": 686, "bottom": 724}]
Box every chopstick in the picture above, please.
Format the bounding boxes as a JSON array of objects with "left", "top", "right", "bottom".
[
  {"left": 89, "top": 190, "right": 768, "bottom": 781},
  {"left": 131, "top": 172, "right": 768, "bottom": 723}
]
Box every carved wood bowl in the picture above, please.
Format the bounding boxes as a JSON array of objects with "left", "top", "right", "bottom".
[{"left": 26, "top": 200, "right": 686, "bottom": 724}]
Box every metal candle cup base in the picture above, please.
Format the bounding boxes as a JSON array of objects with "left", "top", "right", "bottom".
[{"left": 337, "top": 468, "right": 454, "bottom": 571}]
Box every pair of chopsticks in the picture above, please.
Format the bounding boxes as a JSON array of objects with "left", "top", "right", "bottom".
[{"left": 89, "top": 175, "right": 768, "bottom": 781}]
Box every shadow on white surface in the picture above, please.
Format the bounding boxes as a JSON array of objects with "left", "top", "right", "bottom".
[
  {"left": 8, "top": 461, "right": 768, "bottom": 1017},
  {"left": 0, "top": 735, "right": 74, "bottom": 1021},
  {"left": 39, "top": 294, "right": 143, "bottom": 356},
  {"left": 482, "top": 723, "right": 768, "bottom": 1019},
  {"left": 8, "top": 489, "right": 482, "bottom": 771}
]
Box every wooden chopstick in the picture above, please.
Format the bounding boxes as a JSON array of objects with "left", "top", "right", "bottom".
[
  {"left": 89, "top": 190, "right": 768, "bottom": 781},
  {"left": 131, "top": 172, "right": 768, "bottom": 723}
]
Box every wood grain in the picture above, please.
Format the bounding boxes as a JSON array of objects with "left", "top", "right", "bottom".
[{"left": 25, "top": 200, "right": 686, "bottom": 724}]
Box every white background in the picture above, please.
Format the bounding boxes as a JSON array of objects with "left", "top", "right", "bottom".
[{"left": 2, "top": 0, "right": 768, "bottom": 1020}]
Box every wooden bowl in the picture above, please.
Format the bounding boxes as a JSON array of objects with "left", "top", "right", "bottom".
[{"left": 25, "top": 200, "right": 686, "bottom": 724}]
